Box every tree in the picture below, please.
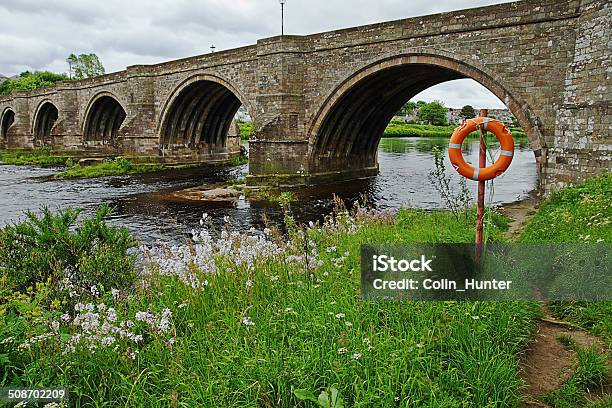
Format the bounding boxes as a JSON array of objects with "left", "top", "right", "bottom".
[
  {"left": 67, "top": 53, "right": 105, "bottom": 79},
  {"left": 397, "top": 101, "right": 417, "bottom": 116},
  {"left": 0, "top": 71, "right": 69, "bottom": 95},
  {"left": 417, "top": 101, "right": 448, "bottom": 126},
  {"left": 459, "top": 105, "right": 476, "bottom": 120}
]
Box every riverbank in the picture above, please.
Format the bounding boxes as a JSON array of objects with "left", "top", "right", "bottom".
[
  {"left": 1, "top": 176, "right": 608, "bottom": 406},
  {"left": 236, "top": 121, "right": 528, "bottom": 140},
  {"left": 0, "top": 148, "right": 68, "bottom": 166},
  {"left": 384, "top": 121, "right": 527, "bottom": 138},
  {"left": 0, "top": 149, "right": 248, "bottom": 179}
]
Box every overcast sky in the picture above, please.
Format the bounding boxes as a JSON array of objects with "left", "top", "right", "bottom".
[{"left": 0, "top": 0, "right": 513, "bottom": 108}]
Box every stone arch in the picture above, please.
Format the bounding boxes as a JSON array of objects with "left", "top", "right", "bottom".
[
  {"left": 1, "top": 107, "right": 16, "bottom": 143},
  {"left": 83, "top": 92, "right": 127, "bottom": 143},
  {"left": 32, "top": 100, "right": 59, "bottom": 145},
  {"left": 158, "top": 74, "right": 251, "bottom": 151},
  {"left": 308, "top": 50, "right": 544, "bottom": 175}
]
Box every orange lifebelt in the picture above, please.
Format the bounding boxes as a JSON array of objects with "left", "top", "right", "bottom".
[{"left": 448, "top": 117, "right": 514, "bottom": 181}]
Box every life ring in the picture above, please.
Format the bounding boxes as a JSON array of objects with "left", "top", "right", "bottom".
[{"left": 448, "top": 117, "right": 514, "bottom": 181}]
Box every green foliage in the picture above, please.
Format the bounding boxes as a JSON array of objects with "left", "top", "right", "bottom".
[
  {"left": 0, "top": 148, "right": 68, "bottom": 166},
  {"left": 385, "top": 123, "right": 456, "bottom": 137},
  {"left": 1, "top": 206, "right": 537, "bottom": 406},
  {"left": 428, "top": 145, "right": 472, "bottom": 222},
  {"left": 228, "top": 155, "right": 248, "bottom": 166},
  {"left": 0, "top": 205, "right": 137, "bottom": 304},
  {"left": 237, "top": 120, "right": 253, "bottom": 140},
  {"left": 66, "top": 53, "right": 105, "bottom": 79},
  {"left": 55, "top": 158, "right": 164, "bottom": 179},
  {"left": 396, "top": 101, "right": 417, "bottom": 116},
  {"left": 460, "top": 105, "right": 476, "bottom": 119},
  {"left": 294, "top": 387, "right": 345, "bottom": 408},
  {"left": 519, "top": 175, "right": 612, "bottom": 244},
  {"left": 542, "top": 344, "right": 610, "bottom": 408},
  {"left": 0, "top": 71, "right": 69, "bottom": 95},
  {"left": 519, "top": 174, "right": 612, "bottom": 346},
  {"left": 417, "top": 101, "right": 448, "bottom": 125},
  {"left": 384, "top": 122, "right": 527, "bottom": 138}
]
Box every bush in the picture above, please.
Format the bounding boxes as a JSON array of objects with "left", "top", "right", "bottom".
[
  {"left": 0, "top": 71, "right": 69, "bottom": 95},
  {"left": 0, "top": 205, "right": 138, "bottom": 305},
  {"left": 237, "top": 120, "right": 253, "bottom": 140}
]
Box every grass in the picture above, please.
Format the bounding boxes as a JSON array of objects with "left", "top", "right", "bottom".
[
  {"left": 1, "top": 206, "right": 544, "bottom": 407},
  {"left": 519, "top": 175, "right": 612, "bottom": 347},
  {"left": 54, "top": 158, "right": 165, "bottom": 179},
  {"left": 234, "top": 119, "right": 527, "bottom": 140},
  {"left": 0, "top": 148, "right": 69, "bottom": 166},
  {"left": 1, "top": 175, "right": 610, "bottom": 406},
  {"left": 383, "top": 121, "right": 527, "bottom": 138},
  {"left": 519, "top": 174, "right": 611, "bottom": 244},
  {"left": 543, "top": 339, "right": 610, "bottom": 407},
  {"left": 518, "top": 175, "right": 612, "bottom": 407},
  {"left": 55, "top": 155, "right": 248, "bottom": 179}
]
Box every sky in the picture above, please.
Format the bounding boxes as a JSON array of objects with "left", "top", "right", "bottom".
[{"left": 0, "top": 0, "right": 513, "bottom": 108}]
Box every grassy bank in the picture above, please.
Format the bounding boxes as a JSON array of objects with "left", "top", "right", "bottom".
[
  {"left": 235, "top": 120, "right": 528, "bottom": 140},
  {"left": 384, "top": 121, "right": 527, "bottom": 139},
  {"left": 1, "top": 177, "right": 609, "bottom": 406},
  {"left": 519, "top": 175, "right": 612, "bottom": 347},
  {"left": 1, "top": 204, "right": 541, "bottom": 407},
  {"left": 54, "top": 158, "right": 165, "bottom": 179},
  {"left": 519, "top": 175, "right": 611, "bottom": 407},
  {"left": 0, "top": 148, "right": 69, "bottom": 166},
  {"left": 55, "top": 156, "right": 247, "bottom": 179}
]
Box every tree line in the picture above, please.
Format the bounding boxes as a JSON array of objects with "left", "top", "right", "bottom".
[
  {"left": 0, "top": 53, "right": 105, "bottom": 95},
  {"left": 396, "top": 101, "right": 480, "bottom": 126}
]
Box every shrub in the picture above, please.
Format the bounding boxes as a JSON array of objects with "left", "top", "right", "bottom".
[
  {"left": 0, "top": 71, "right": 69, "bottom": 95},
  {"left": 0, "top": 205, "right": 138, "bottom": 305}
]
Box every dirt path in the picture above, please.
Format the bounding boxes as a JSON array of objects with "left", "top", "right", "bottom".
[
  {"left": 498, "top": 194, "right": 540, "bottom": 239},
  {"left": 499, "top": 197, "right": 610, "bottom": 407},
  {"left": 520, "top": 312, "right": 608, "bottom": 407}
]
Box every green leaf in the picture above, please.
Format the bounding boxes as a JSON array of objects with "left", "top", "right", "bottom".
[
  {"left": 330, "top": 388, "right": 344, "bottom": 408},
  {"left": 293, "top": 389, "right": 318, "bottom": 403},
  {"left": 318, "top": 390, "right": 330, "bottom": 408}
]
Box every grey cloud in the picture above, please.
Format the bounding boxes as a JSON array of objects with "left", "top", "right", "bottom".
[
  {"left": 0, "top": 0, "right": 513, "bottom": 108},
  {"left": 415, "top": 79, "right": 506, "bottom": 109}
]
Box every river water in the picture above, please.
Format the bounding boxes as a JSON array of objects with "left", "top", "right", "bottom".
[{"left": 0, "top": 137, "right": 537, "bottom": 243}]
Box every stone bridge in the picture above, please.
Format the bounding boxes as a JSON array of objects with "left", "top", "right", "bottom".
[{"left": 0, "top": 0, "right": 609, "bottom": 192}]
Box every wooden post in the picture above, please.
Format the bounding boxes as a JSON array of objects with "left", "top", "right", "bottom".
[{"left": 476, "top": 109, "right": 488, "bottom": 263}]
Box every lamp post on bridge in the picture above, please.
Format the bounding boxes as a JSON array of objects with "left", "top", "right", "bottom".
[{"left": 279, "top": 0, "right": 286, "bottom": 36}]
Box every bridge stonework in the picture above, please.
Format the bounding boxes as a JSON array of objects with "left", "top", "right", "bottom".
[{"left": 0, "top": 0, "right": 609, "bottom": 192}]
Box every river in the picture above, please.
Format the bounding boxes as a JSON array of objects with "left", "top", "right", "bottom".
[{"left": 0, "top": 137, "right": 537, "bottom": 243}]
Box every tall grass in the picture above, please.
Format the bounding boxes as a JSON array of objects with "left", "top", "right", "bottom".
[
  {"left": 384, "top": 121, "right": 527, "bottom": 139},
  {"left": 0, "top": 204, "right": 541, "bottom": 407},
  {"left": 0, "top": 148, "right": 68, "bottom": 166},
  {"left": 520, "top": 175, "right": 612, "bottom": 349}
]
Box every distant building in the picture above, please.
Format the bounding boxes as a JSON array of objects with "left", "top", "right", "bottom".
[
  {"left": 446, "top": 107, "right": 515, "bottom": 126},
  {"left": 447, "top": 108, "right": 463, "bottom": 125},
  {"left": 0, "top": 74, "right": 7, "bottom": 84},
  {"left": 394, "top": 107, "right": 516, "bottom": 126},
  {"left": 485, "top": 108, "right": 515, "bottom": 125}
]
